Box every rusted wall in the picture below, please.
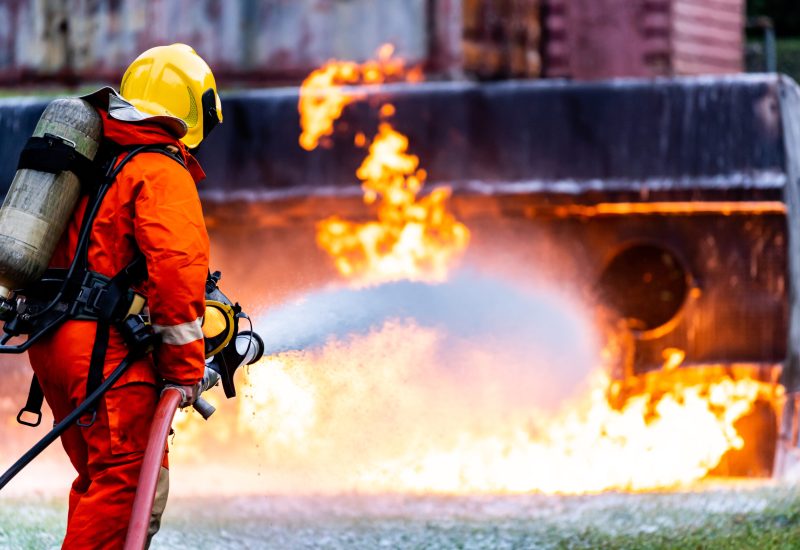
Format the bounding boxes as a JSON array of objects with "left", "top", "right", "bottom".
[
  {"left": 542, "top": 0, "right": 569, "bottom": 77},
  {"left": 0, "top": 0, "right": 746, "bottom": 85},
  {"left": 567, "top": 0, "right": 651, "bottom": 79},
  {"left": 0, "top": 0, "right": 439, "bottom": 85},
  {"left": 462, "top": 0, "right": 542, "bottom": 79},
  {"left": 672, "top": 0, "right": 744, "bottom": 75},
  {"left": 542, "top": 0, "right": 743, "bottom": 79}
]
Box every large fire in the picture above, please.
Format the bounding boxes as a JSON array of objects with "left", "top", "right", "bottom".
[
  {"left": 239, "top": 332, "right": 780, "bottom": 494},
  {"left": 172, "top": 47, "right": 784, "bottom": 496}
]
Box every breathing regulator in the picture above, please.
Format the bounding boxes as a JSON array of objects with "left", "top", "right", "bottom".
[{"left": 202, "top": 270, "right": 264, "bottom": 399}]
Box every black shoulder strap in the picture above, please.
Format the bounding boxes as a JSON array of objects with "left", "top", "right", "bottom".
[
  {"left": 17, "top": 135, "right": 102, "bottom": 190},
  {"left": 147, "top": 146, "right": 186, "bottom": 169},
  {"left": 16, "top": 376, "right": 44, "bottom": 427}
]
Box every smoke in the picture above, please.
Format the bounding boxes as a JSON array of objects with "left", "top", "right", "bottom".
[
  {"left": 253, "top": 270, "right": 599, "bottom": 409},
  {"left": 257, "top": 270, "right": 598, "bottom": 368}
]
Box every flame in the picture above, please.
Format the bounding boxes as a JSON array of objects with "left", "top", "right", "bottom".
[
  {"left": 297, "top": 61, "right": 359, "bottom": 151},
  {"left": 298, "top": 43, "right": 406, "bottom": 151},
  {"left": 662, "top": 347, "right": 686, "bottom": 371},
  {"left": 220, "top": 322, "right": 780, "bottom": 495},
  {"left": 355, "top": 371, "right": 777, "bottom": 494},
  {"left": 316, "top": 124, "right": 470, "bottom": 285},
  {"left": 299, "top": 46, "right": 470, "bottom": 285}
]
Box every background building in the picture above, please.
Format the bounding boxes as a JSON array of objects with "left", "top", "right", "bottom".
[{"left": 0, "top": 0, "right": 771, "bottom": 86}]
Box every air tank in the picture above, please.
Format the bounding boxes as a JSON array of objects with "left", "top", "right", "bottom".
[{"left": 0, "top": 99, "right": 102, "bottom": 298}]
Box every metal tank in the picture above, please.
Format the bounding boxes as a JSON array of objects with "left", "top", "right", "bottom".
[{"left": 0, "top": 99, "right": 102, "bottom": 298}]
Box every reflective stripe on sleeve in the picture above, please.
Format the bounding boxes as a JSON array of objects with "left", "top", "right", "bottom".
[{"left": 152, "top": 317, "right": 204, "bottom": 346}]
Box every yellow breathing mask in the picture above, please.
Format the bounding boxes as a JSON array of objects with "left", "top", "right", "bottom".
[{"left": 202, "top": 299, "right": 235, "bottom": 358}]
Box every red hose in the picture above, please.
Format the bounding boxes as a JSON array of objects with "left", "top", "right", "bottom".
[{"left": 124, "top": 388, "right": 182, "bottom": 550}]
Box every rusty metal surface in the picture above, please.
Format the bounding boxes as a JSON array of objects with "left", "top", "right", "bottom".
[
  {"left": 567, "top": 0, "right": 651, "bottom": 79},
  {"left": 0, "top": 75, "right": 789, "bottom": 199},
  {"left": 0, "top": 0, "right": 434, "bottom": 85},
  {"left": 0, "top": 0, "right": 747, "bottom": 85},
  {"left": 672, "top": 0, "right": 744, "bottom": 75},
  {"left": 462, "top": 0, "right": 542, "bottom": 79},
  {"left": 543, "top": 0, "right": 743, "bottom": 80}
]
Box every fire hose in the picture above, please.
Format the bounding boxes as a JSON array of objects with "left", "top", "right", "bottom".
[
  {"left": 122, "top": 332, "right": 262, "bottom": 548},
  {"left": 123, "top": 388, "right": 181, "bottom": 550},
  {"left": 124, "top": 368, "right": 220, "bottom": 549}
]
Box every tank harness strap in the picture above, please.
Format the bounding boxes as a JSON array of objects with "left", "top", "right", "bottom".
[
  {"left": 148, "top": 146, "right": 187, "bottom": 168},
  {"left": 16, "top": 376, "right": 44, "bottom": 428},
  {"left": 80, "top": 254, "right": 149, "bottom": 426},
  {"left": 18, "top": 256, "right": 149, "bottom": 429},
  {"left": 17, "top": 135, "right": 101, "bottom": 188}
]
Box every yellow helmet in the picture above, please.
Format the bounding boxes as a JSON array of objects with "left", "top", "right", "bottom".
[{"left": 120, "top": 43, "right": 222, "bottom": 149}]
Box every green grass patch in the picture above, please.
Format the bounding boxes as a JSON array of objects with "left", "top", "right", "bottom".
[
  {"left": 777, "top": 37, "right": 800, "bottom": 83},
  {"left": 4, "top": 487, "right": 800, "bottom": 549}
]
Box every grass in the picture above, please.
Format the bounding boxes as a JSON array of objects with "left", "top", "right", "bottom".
[
  {"left": 777, "top": 38, "right": 800, "bottom": 83},
  {"left": 0, "top": 497, "right": 65, "bottom": 550},
  {"left": 4, "top": 484, "right": 800, "bottom": 549},
  {"left": 748, "top": 36, "right": 800, "bottom": 82},
  {"left": 150, "top": 486, "right": 800, "bottom": 549}
]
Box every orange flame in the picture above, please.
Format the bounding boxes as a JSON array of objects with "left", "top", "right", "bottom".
[
  {"left": 316, "top": 124, "right": 469, "bottom": 285},
  {"left": 300, "top": 46, "right": 470, "bottom": 284},
  {"left": 298, "top": 44, "right": 406, "bottom": 151},
  {"left": 354, "top": 370, "right": 778, "bottom": 494}
]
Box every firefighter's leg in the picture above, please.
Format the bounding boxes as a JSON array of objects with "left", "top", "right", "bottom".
[
  {"left": 62, "top": 380, "right": 159, "bottom": 549},
  {"left": 39, "top": 382, "right": 92, "bottom": 524}
]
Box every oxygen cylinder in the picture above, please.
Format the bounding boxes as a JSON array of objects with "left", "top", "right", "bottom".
[{"left": 0, "top": 99, "right": 102, "bottom": 299}]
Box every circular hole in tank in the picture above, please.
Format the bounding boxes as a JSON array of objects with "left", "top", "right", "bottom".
[{"left": 596, "top": 243, "right": 690, "bottom": 334}]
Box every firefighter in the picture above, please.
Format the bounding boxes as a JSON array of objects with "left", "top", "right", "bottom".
[{"left": 26, "top": 43, "right": 221, "bottom": 548}]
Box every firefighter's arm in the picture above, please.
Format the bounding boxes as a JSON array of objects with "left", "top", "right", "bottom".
[{"left": 132, "top": 155, "right": 210, "bottom": 386}]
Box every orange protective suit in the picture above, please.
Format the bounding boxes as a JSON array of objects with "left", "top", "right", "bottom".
[{"left": 27, "top": 102, "right": 210, "bottom": 548}]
